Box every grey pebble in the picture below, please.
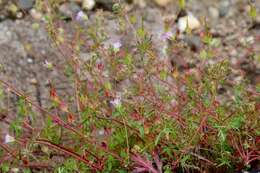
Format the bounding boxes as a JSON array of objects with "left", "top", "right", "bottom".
[
  {"left": 59, "top": 2, "right": 81, "bottom": 19},
  {"left": 219, "top": 0, "right": 230, "bottom": 18},
  {"left": 18, "top": 0, "right": 35, "bottom": 10},
  {"left": 183, "top": 35, "right": 201, "bottom": 51}
]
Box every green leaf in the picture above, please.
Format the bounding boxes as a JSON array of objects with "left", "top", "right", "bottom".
[
  {"left": 1, "top": 162, "right": 9, "bottom": 173},
  {"left": 123, "top": 54, "right": 132, "bottom": 66},
  {"left": 218, "top": 128, "right": 227, "bottom": 143},
  {"left": 155, "top": 130, "right": 164, "bottom": 146},
  {"left": 64, "top": 64, "right": 74, "bottom": 78},
  {"left": 130, "top": 15, "right": 137, "bottom": 25},
  {"left": 249, "top": 5, "right": 257, "bottom": 20},
  {"left": 0, "top": 85, "right": 4, "bottom": 99},
  {"left": 163, "top": 165, "right": 172, "bottom": 173},
  {"left": 216, "top": 151, "right": 232, "bottom": 168},
  {"left": 210, "top": 38, "right": 221, "bottom": 47},
  {"left": 112, "top": 3, "right": 121, "bottom": 14},
  {"left": 203, "top": 34, "right": 213, "bottom": 45},
  {"left": 64, "top": 158, "right": 77, "bottom": 171},
  {"left": 178, "top": 0, "right": 186, "bottom": 9},
  {"left": 23, "top": 168, "right": 31, "bottom": 173},
  {"left": 104, "top": 81, "right": 112, "bottom": 90},
  {"left": 155, "top": 128, "right": 171, "bottom": 146},
  {"left": 256, "top": 83, "right": 260, "bottom": 93},
  {"left": 139, "top": 125, "right": 145, "bottom": 138},
  {"left": 10, "top": 120, "right": 22, "bottom": 137},
  {"left": 229, "top": 116, "right": 244, "bottom": 130},
  {"left": 200, "top": 50, "right": 208, "bottom": 60},
  {"left": 17, "top": 97, "right": 27, "bottom": 117},
  {"left": 159, "top": 70, "right": 168, "bottom": 80},
  {"left": 137, "top": 27, "right": 146, "bottom": 39}
]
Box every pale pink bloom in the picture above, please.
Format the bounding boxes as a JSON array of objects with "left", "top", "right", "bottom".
[
  {"left": 4, "top": 134, "right": 15, "bottom": 143},
  {"left": 160, "top": 31, "right": 173, "bottom": 40}
]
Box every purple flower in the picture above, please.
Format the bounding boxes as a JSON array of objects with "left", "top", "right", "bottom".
[
  {"left": 76, "top": 11, "right": 88, "bottom": 21},
  {"left": 43, "top": 60, "right": 53, "bottom": 69},
  {"left": 112, "top": 41, "right": 122, "bottom": 52},
  {"left": 160, "top": 31, "right": 173, "bottom": 40},
  {"left": 110, "top": 97, "right": 121, "bottom": 108}
]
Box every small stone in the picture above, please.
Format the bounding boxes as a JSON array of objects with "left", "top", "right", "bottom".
[
  {"left": 183, "top": 35, "right": 201, "bottom": 51},
  {"left": 16, "top": 12, "right": 24, "bottom": 18},
  {"left": 153, "top": 0, "right": 171, "bottom": 7},
  {"left": 240, "top": 36, "right": 255, "bottom": 46},
  {"left": 230, "top": 49, "right": 238, "bottom": 57},
  {"left": 27, "top": 57, "right": 33, "bottom": 63},
  {"left": 134, "top": 0, "right": 146, "bottom": 8},
  {"left": 29, "top": 78, "right": 38, "bottom": 85},
  {"left": 219, "top": 0, "right": 230, "bottom": 18},
  {"left": 41, "top": 146, "right": 49, "bottom": 154},
  {"left": 96, "top": 0, "right": 115, "bottom": 10},
  {"left": 10, "top": 168, "right": 19, "bottom": 173},
  {"left": 209, "top": 7, "right": 219, "bottom": 19},
  {"left": 17, "top": 0, "right": 34, "bottom": 10},
  {"left": 246, "top": 36, "right": 254, "bottom": 44},
  {"left": 29, "top": 8, "right": 43, "bottom": 20},
  {"left": 82, "top": 0, "right": 95, "bottom": 10},
  {"left": 59, "top": 2, "right": 80, "bottom": 19},
  {"left": 178, "top": 13, "right": 201, "bottom": 33},
  {"left": 98, "top": 129, "right": 105, "bottom": 136}
]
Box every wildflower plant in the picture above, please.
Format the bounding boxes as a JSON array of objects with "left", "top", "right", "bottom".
[{"left": 0, "top": 1, "right": 259, "bottom": 173}]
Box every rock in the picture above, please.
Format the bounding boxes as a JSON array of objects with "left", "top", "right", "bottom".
[
  {"left": 96, "top": 0, "right": 114, "bottom": 10},
  {"left": 239, "top": 36, "right": 255, "bottom": 46},
  {"left": 183, "top": 35, "right": 201, "bottom": 51},
  {"left": 10, "top": 168, "right": 19, "bottom": 173},
  {"left": 134, "top": 0, "right": 146, "bottom": 8},
  {"left": 209, "top": 7, "right": 219, "bottom": 19},
  {"left": 0, "top": 21, "right": 27, "bottom": 58},
  {"left": 82, "top": 0, "right": 96, "bottom": 10},
  {"left": 177, "top": 13, "right": 201, "bottom": 33},
  {"left": 16, "top": 12, "right": 23, "bottom": 18},
  {"left": 219, "top": 0, "right": 230, "bottom": 18},
  {"left": 59, "top": 2, "right": 80, "bottom": 19},
  {"left": 17, "top": 0, "right": 34, "bottom": 10},
  {"left": 153, "top": 0, "right": 171, "bottom": 7},
  {"left": 29, "top": 78, "right": 38, "bottom": 85},
  {"left": 27, "top": 57, "right": 33, "bottom": 63},
  {"left": 29, "top": 8, "right": 42, "bottom": 20}
]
